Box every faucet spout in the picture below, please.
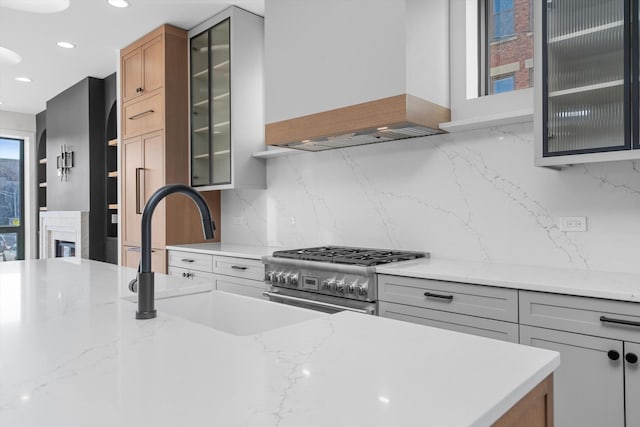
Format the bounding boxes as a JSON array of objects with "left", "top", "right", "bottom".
[{"left": 136, "top": 184, "right": 216, "bottom": 319}]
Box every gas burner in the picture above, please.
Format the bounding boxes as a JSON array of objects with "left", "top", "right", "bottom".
[{"left": 272, "top": 246, "right": 426, "bottom": 267}]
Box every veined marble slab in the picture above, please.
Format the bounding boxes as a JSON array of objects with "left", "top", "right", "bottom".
[{"left": 0, "top": 259, "right": 558, "bottom": 427}]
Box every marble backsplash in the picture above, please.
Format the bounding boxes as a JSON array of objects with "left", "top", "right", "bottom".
[{"left": 222, "top": 122, "right": 640, "bottom": 274}]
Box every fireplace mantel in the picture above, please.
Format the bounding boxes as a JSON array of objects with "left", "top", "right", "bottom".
[{"left": 39, "top": 211, "right": 89, "bottom": 259}]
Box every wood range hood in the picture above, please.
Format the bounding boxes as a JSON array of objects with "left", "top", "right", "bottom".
[
  {"left": 265, "top": 94, "right": 451, "bottom": 152},
  {"left": 264, "top": 0, "right": 451, "bottom": 152}
]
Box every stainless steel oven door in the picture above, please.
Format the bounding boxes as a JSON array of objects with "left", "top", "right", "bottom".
[{"left": 263, "top": 287, "right": 377, "bottom": 315}]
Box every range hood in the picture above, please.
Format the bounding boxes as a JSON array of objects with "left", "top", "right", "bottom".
[
  {"left": 264, "top": 0, "right": 450, "bottom": 152},
  {"left": 266, "top": 94, "right": 450, "bottom": 152}
]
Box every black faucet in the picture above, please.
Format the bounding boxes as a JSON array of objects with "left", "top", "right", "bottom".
[{"left": 134, "top": 184, "right": 215, "bottom": 319}]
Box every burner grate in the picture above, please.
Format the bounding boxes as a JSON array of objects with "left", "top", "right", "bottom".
[{"left": 273, "top": 246, "right": 426, "bottom": 266}]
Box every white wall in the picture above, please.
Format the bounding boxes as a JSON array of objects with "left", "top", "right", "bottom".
[
  {"left": 222, "top": 122, "right": 640, "bottom": 274},
  {"left": 0, "top": 110, "right": 37, "bottom": 259}
]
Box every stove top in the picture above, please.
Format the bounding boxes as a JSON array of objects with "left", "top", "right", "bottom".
[{"left": 272, "top": 246, "right": 426, "bottom": 267}]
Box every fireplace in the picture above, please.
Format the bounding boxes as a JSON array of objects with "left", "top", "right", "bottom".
[
  {"left": 39, "top": 211, "right": 89, "bottom": 259},
  {"left": 55, "top": 240, "right": 76, "bottom": 258}
]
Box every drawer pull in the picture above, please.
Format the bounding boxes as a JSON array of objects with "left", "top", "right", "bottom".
[
  {"left": 608, "top": 350, "right": 620, "bottom": 361},
  {"left": 129, "top": 109, "right": 155, "bottom": 120},
  {"left": 182, "top": 272, "right": 193, "bottom": 279},
  {"left": 626, "top": 353, "right": 638, "bottom": 364},
  {"left": 231, "top": 265, "right": 248, "bottom": 270},
  {"left": 600, "top": 316, "right": 640, "bottom": 328},
  {"left": 424, "top": 292, "right": 453, "bottom": 301},
  {"left": 181, "top": 258, "right": 195, "bottom": 263}
]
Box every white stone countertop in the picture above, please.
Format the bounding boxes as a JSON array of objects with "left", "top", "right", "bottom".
[
  {"left": 377, "top": 257, "right": 640, "bottom": 302},
  {"left": 0, "top": 258, "right": 558, "bottom": 427},
  {"left": 165, "top": 242, "right": 280, "bottom": 260}
]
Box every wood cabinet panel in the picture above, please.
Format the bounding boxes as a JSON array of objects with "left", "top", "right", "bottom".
[
  {"left": 142, "top": 37, "right": 163, "bottom": 95},
  {"left": 122, "top": 92, "right": 163, "bottom": 138},
  {"left": 122, "top": 136, "right": 142, "bottom": 246},
  {"left": 121, "top": 49, "right": 142, "bottom": 103},
  {"left": 143, "top": 131, "right": 165, "bottom": 248},
  {"left": 123, "top": 245, "right": 166, "bottom": 274}
]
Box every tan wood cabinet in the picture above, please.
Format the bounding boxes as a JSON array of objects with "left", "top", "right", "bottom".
[{"left": 120, "top": 24, "right": 221, "bottom": 274}]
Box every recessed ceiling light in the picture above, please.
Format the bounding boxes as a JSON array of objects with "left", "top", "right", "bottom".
[
  {"left": 0, "top": 46, "right": 22, "bottom": 65},
  {"left": 107, "top": 0, "right": 129, "bottom": 7},
  {"left": 0, "top": 0, "right": 70, "bottom": 13},
  {"left": 57, "top": 41, "right": 75, "bottom": 49},
  {"left": 15, "top": 77, "right": 32, "bottom": 83}
]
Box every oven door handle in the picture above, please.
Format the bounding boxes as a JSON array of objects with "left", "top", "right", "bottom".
[{"left": 262, "top": 291, "right": 372, "bottom": 315}]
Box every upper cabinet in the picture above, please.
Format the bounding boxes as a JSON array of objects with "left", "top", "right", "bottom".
[
  {"left": 534, "top": 0, "right": 640, "bottom": 166},
  {"left": 121, "top": 36, "right": 163, "bottom": 103},
  {"left": 188, "top": 7, "right": 266, "bottom": 190}
]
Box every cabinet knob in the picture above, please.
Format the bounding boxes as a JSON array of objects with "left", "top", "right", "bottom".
[
  {"left": 136, "top": 87, "right": 144, "bottom": 93},
  {"left": 626, "top": 353, "right": 639, "bottom": 364},
  {"left": 608, "top": 350, "right": 620, "bottom": 361}
]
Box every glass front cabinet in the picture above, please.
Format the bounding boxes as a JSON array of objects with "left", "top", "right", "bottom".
[
  {"left": 535, "top": 0, "right": 640, "bottom": 166},
  {"left": 188, "top": 6, "right": 266, "bottom": 190}
]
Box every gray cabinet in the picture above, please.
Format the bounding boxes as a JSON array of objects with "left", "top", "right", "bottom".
[
  {"left": 377, "top": 274, "right": 518, "bottom": 343},
  {"left": 520, "top": 290, "right": 640, "bottom": 426},
  {"left": 167, "top": 249, "right": 266, "bottom": 300},
  {"left": 520, "top": 325, "right": 624, "bottom": 427},
  {"left": 188, "top": 6, "right": 266, "bottom": 190}
]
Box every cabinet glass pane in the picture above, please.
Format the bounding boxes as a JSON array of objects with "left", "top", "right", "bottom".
[
  {"left": 210, "top": 19, "right": 231, "bottom": 185},
  {"left": 545, "top": 0, "right": 626, "bottom": 154},
  {"left": 191, "top": 31, "right": 210, "bottom": 186}
]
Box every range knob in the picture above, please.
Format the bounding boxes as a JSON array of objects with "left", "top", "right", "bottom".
[
  {"left": 357, "top": 282, "right": 369, "bottom": 296},
  {"left": 322, "top": 279, "right": 336, "bottom": 290},
  {"left": 275, "top": 272, "right": 286, "bottom": 283},
  {"left": 335, "top": 281, "right": 346, "bottom": 293},
  {"left": 287, "top": 273, "right": 299, "bottom": 287},
  {"left": 347, "top": 281, "right": 357, "bottom": 294},
  {"left": 265, "top": 271, "right": 275, "bottom": 282}
]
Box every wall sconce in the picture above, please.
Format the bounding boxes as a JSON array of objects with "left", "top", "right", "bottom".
[{"left": 56, "top": 144, "right": 74, "bottom": 181}]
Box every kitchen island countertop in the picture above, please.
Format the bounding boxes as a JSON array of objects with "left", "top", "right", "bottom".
[{"left": 0, "top": 258, "right": 558, "bottom": 427}]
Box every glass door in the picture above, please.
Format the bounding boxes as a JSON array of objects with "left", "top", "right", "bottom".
[
  {"left": 0, "top": 137, "right": 24, "bottom": 261},
  {"left": 543, "top": 0, "right": 629, "bottom": 156},
  {"left": 190, "top": 18, "right": 231, "bottom": 188}
]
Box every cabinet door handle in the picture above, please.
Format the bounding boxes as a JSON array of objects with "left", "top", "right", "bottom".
[
  {"left": 128, "top": 109, "right": 154, "bottom": 120},
  {"left": 626, "top": 353, "right": 638, "bottom": 364},
  {"left": 135, "top": 168, "right": 144, "bottom": 214},
  {"left": 181, "top": 258, "right": 195, "bottom": 263},
  {"left": 600, "top": 316, "right": 640, "bottom": 328},
  {"left": 608, "top": 350, "right": 621, "bottom": 361},
  {"left": 424, "top": 292, "right": 454, "bottom": 301},
  {"left": 231, "top": 265, "right": 248, "bottom": 270}
]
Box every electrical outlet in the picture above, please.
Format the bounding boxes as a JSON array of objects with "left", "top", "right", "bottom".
[{"left": 558, "top": 216, "right": 587, "bottom": 232}]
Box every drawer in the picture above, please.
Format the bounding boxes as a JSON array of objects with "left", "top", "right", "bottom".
[
  {"left": 168, "top": 266, "right": 217, "bottom": 283},
  {"left": 379, "top": 301, "right": 518, "bottom": 343},
  {"left": 214, "top": 275, "right": 266, "bottom": 300},
  {"left": 520, "top": 290, "right": 640, "bottom": 343},
  {"left": 168, "top": 250, "right": 213, "bottom": 272},
  {"left": 123, "top": 91, "right": 163, "bottom": 137},
  {"left": 212, "top": 256, "right": 264, "bottom": 281},
  {"left": 378, "top": 274, "right": 518, "bottom": 322}
]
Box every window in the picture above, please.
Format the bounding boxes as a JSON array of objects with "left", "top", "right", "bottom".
[
  {"left": 0, "top": 137, "right": 24, "bottom": 261},
  {"left": 482, "top": 0, "right": 534, "bottom": 96},
  {"left": 492, "top": 74, "right": 515, "bottom": 93},
  {"left": 491, "top": 0, "right": 515, "bottom": 40}
]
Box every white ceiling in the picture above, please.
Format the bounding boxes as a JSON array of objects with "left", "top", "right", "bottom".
[{"left": 0, "top": 0, "right": 264, "bottom": 114}]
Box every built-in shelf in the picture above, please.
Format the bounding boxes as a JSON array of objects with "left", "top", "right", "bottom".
[
  {"left": 549, "top": 20, "right": 624, "bottom": 44},
  {"left": 548, "top": 80, "right": 624, "bottom": 98},
  {"left": 108, "top": 204, "right": 118, "bottom": 210},
  {"left": 39, "top": 158, "right": 47, "bottom": 164},
  {"left": 108, "top": 138, "right": 118, "bottom": 147},
  {"left": 108, "top": 171, "right": 118, "bottom": 178},
  {"left": 213, "top": 120, "right": 230, "bottom": 128},
  {"left": 38, "top": 182, "right": 47, "bottom": 188},
  {"left": 193, "top": 126, "right": 209, "bottom": 133},
  {"left": 39, "top": 206, "right": 47, "bottom": 211},
  {"left": 192, "top": 69, "right": 208, "bottom": 78},
  {"left": 193, "top": 99, "right": 209, "bottom": 108},
  {"left": 439, "top": 109, "right": 534, "bottom": 133},
  {"left": 213, "top": 92, "right": 230, "bottom": 101},
  {"left": 193, "top": 153, "right": 209, "bottom": 159},
  {"left": 252, "top": 146, "right": 306, "bottom": 159}
]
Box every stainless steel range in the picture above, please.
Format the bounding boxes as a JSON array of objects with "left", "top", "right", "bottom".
[{"left": 262, "top": 246, "right": 428, "bottom": 315}]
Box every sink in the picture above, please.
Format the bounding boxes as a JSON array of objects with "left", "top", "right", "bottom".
[{"left": 125, "top": 290, "right": 327, "bottom": 336}]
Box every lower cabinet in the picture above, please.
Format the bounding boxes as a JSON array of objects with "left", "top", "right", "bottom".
[
  {"left": 520, "top": 290, "right": 640, "bottom": 427},
  {"left": 379, "top": 301, "right": 518, "bottom": 343},
  {"left": 167, "top": 249, "right": 266, "bottom": 299},
  {"left": 123, "top": 245, "right": 166, "bottom": 274},
  {"left": 520, "top": 325, "right": 625, "bottom": 427}
]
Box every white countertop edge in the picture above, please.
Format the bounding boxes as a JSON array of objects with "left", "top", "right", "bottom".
[
  {"left": 165, "top": 243, "right": 277, "bottom": 260},
  {"left": 472, "top": 356, "right": 560, "bottom": 427}
]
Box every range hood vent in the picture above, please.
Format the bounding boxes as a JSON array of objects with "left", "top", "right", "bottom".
[{"left": 266, "top": 94, "right": 450, "bottom": 152}]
